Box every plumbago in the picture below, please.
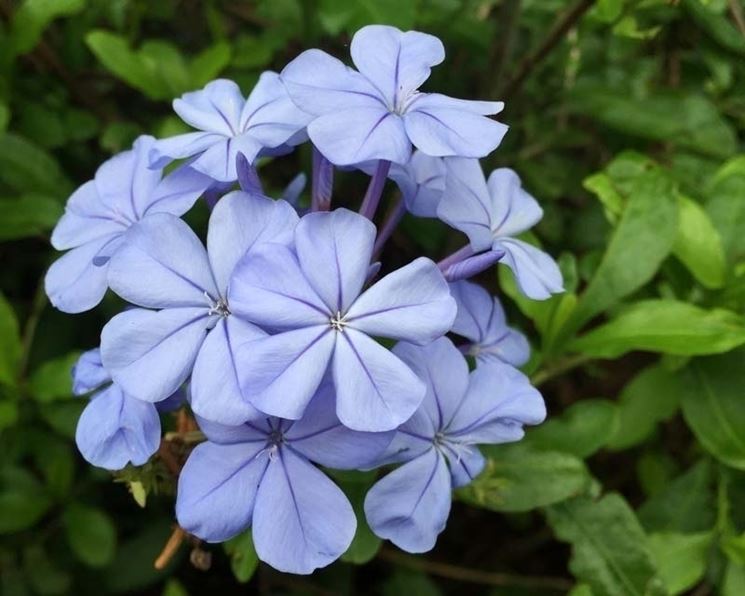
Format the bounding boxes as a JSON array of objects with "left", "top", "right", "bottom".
[{"left": 46, "top": 25, "right": 562, "bottom": 575}]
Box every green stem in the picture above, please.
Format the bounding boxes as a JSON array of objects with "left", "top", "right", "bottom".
[
  {"left": 531, "top": 353, "right": 591, "bottom": 387},
  {"left": 18, "top": 277, "right": 47, "bottom": 381}
]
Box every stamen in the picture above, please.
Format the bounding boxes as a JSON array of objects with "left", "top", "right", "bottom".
[
  {"left": 205, "top": 291, "right": 231, "bottom": 317},
  {"left": 329, "top": 311, "right": 348, "bottom": 332}
]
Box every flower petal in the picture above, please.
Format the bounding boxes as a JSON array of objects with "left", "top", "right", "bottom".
[
  {"left": 75, "top": 385, "right": 160, "bottom": 470},
  {"left": 350, "top": 25, "right": 444, "bottom": 108},
  {"left": 287, "top": 383, "right": 394, "bottom": 469},
  {"left": 281, "top": 49, "right": 385, "bottom": 115},
  {"left": 149, "top": 132, "right": 225, "bottom": 169},
  {"left": 346, "top": 257, "right": 456, "bottom": 345},
  {"left": 441, "top": 444, "right": 485, "bottom": 488},
  {"left": 237, "top": 326, "right": 335, "bottom": 420},
  {"left": 486, "top": 168, "right": 543, "bottom": 238},
  {"left": 393, "top": 337, "right": 469, "bottom": 430},
  {"left": 208, "top": 192, "right": 298, "bottom": 294},
  {"left": 494, "top": 238, "right": 564, "bottom": 300},
  {"left": 404, "top": 94, "right": 508, "bottom": 159},
  {"left": 108, "top": 213, "right": 217, "bottom": 308},
  {"left": 72, "top": 349, "right": 110, "bottom": 396},
  {"left": 188, "top": 134, "right": 263, "bottom": 182},
  {"left": 308, "top": 107, "right": 411, "bottom": 166},
  {"left": 190, "top": 317, "right": 266, "bottom": 425},
  {"left": 144, "top": 165, "right": 212, "bottom": 217},
  {"left": 100, "top": 307, "right": 209, "bottom": 403},
  {"left": 446, "top": 360, "right": 546, "bottom": 443},
  {"left": 437, "top": 157, "right": 494, "bottom": 251},
  {"left": 295, "top": 209, "right": 376, "bottom": 313},
  {"left": 333, "top": 328, "right": 425, "bottom": 432},
  {"left": 176, "top": 442, "right": 268, "bottom": 542},
  {"left": 441, "top": 249, "right": 505, "bottom": 282},
  {"left": 364, "top": 448, "right": 451, "bottom": 553},
  {"left": 173, "top": 79, "right": 244, "bottom": 136},
  {"left": 229, "top": 243, "right": 329, "bottom": 329},
  {"left": 253, "top": 448, "right": 355, "bottom": 574},
  {"left": 45, "top": 237, "right": 115, "bottom": 314},
  {"left": 194, "top": 415, "right": 271, "bottom": 445}
]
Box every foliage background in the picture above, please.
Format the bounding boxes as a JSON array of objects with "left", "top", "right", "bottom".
[{"left": 2, "top": 0, "right": 745, "bottom": 594}]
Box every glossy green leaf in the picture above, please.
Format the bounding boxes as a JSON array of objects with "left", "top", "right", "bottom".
[
  {"left": 0, "top": 133, "right": 71, "bottom": 197},
  {"left": 705, "top": 161, "right": 745, "bottom": 264},
  {"left": 547, "top": 493, "right": 667, "bottom": 596},
  {"left": 0, "top": 292, "right": 21, "bottom": 387},
  {"left": 570, "top": 300, "right": 745, "bottom": 358},
  {"left": 339, "top": 472, "right": 382, "bottom": 564},
  {"left": 63, "top": 503, "right": 117, "bottom": 567},
  {"left": 458, "top": 445, "right": 594, "bottom": 512},
  {"left": 0, "top": 194, "right": 63, "bottom": 241},
  {"left": 648, "top": 532, "right": 712, "bottom": 594},
  {"left": 224, "top": 530, "right": 259, "bottom": 584},
  {"left": 680, "top": 350, "right": 745, "bottom": 470},
  {"left": 0, "top": 467, "right": 52, "bottom": 534},
  {"left": 8, "top": 0, "right": 85, "bottom": 56},
  {"left": 672, "top": 194, "right": 726, "bottom": 288},
  {"left": 28, "top": 352, "right": 80, "bottom": 403},
  {"left": 191, "top": 41, "right": 231, "bottom": 87}
]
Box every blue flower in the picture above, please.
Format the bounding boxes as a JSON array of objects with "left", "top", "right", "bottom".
[
  {"left": 225, "top": 208, "right": 457, "bottom": 432},
  {"left": 45, "top": 135, "right": 211, "bottom": 313},
  {"left": 363, "top": 338, "right": 545, "bottom": 552},
  {"left": 176, "top": 386, "right": 393, "bottom": 574},
  {"left": 437, "top": 159, "right": 564, "bottom": 300},
  {"left": 281, "top": 25, "right": 507, "bottom": 166},
  {"left": 99, "top": 192, "right": 298, "bottom": 425},
  {"left": 150, "top": 74, "right": 312, "bottom": 182},
  {"left": 72, "top": 349, "right": 161, "bottom": 471},
  {"left": 450, "top": 281, "right": 530, "bottom": 367}
]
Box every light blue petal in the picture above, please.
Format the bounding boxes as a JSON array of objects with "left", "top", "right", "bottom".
[
  {"left": 144, "top": 165, "right": 212, "bottom": 217},
  {"left": 486, "top": 168, "right": 543, "bottom": 238},
  {"left": 364, "top": 448, "right": 451, "bottom": 553},
  {"left": 72, "top": 348, "right": 110, "bottom": 396},
  {"left": 252, "top": 447, "right": 355, "bottom": 574},
  {"left": 173, "top": 79, "right": 244, "bottom": 136},
  {"left": 442, "top": 443, "right": 486, "bottom": 488},
  {"left": 149, "top": 132, "right": 224, "bottom": 169},
  {"left": 494, "top": 238, "right": 564, "bottom": 300}
]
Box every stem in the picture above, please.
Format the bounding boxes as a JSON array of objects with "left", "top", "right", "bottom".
[
  {"left": 311, "top": 146, "right": 334, "bottom": 211},
  {"left": 359, "top": 160, "right": 391, "bottom": 220},
  {"left": 19, "top": 277, "right": 48, "bottom": 380},
  {"left": 437, "top": 244, "right": 475, "bottom": 271},
  {"left": 373, "top": 195, "right": 406, "bottom": 257},
  {"left": 500, "top": 0, "right": 594, "bottom": 100},
  {"left": 378, "top": 548, "right": 572, "bottom": 591},
  {"left": 530, "top": 353, "right": 591, "bottom": 386},
  {"left": 154, "top": 526, "right": 186, "bottom": 570}
]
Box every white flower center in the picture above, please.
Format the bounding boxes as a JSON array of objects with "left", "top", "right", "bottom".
[
  {"left": 329, "top": 311, "right": 348, "bottom": 332},
  {"left": 205, "top": 292, "right": 231, "bottom": 318}
]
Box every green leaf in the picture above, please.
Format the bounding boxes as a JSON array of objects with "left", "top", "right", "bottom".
[
  {"left": 38, "top": 400, "right": 86, "bottom": 438},
  {"left": 705, "top": 160, "right": 745, "bottom": 264},
  {"left": 648, "top": 532, "right": 712, "bottom": 594},
  {"left": 190, "top": 41, "right": 231, "bottom": 87},
  {"left": 723, "top": 562, "right": 745, "bottom": 596},
  {"left": 139, "top": 41, "right": 191, "bottom": 98},
  {"left": 566, "top": 162, "right": 678, "bottom": 336},
  {"left": 0, "top": 103, "right": 9, "bottom": 132},
  {"left": 607, "top": 365, "right": 681, "bottom": 451},
  {"left": 28, "top": 352, "right": 80, "bottom": 403},
  {"left": 0, "top": 194, "right": 63, "bottom": 241},
  {"left": 680, "top": 349, "right": 745, "bottom": 470},
  {"left": 63, "top": 503, "right": 117, "bottom": 567},
  {"left": 23, "top": 545, "right": 72, "bottom": 595},
  {"left": 223, "top": 530, "right": 259, "bottom": 583},
  {"left": 339, "top": 472, "right": 382, "bottom": 564},
  {"left": 638, "top": 461, "right": 714, "bottom": 533},
  {"left": 546, "top": 493, "right": 667, "bottom": 596},
  {"left": 458, "top": 445, "right": 594, "bottom": 512},
  {"left": 672, "top": 194, "right": 726, "bottom": 288},
  {"left": 162, "top": 579, "right": 188, "bottom": 596},
  {"left": 8, "top": 0, "right": 85, "bottom": 56},
  {"left": 594, "top": 0, "right": 623, "bottom": 22},
  {"left": 0, "top": 133, "right": 71, "bottom": 198},
  {"left": 382, "top": 569, "right": 441, "bottom": 596},
  {"left": 0, "top": 292, "right": 21, "bottom": 387},
  {"left": 0, "top": 467, "right": 52, "bottom": 534},
  {"left": 570, "top": 300, "right": 745, "bottom": 358},
  {"left": 683, "top": 0, "right": 745, "bottom": 56},
  {"left": 526, "top": 399, "right": 618, "bottom": 458}
]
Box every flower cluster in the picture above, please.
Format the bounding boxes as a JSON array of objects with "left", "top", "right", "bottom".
[{"left": 49, "top": 25, "right": 562, "bottom": 574}]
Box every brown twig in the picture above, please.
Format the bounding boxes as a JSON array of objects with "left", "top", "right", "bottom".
[
  {"left": 157, "top": 440, "right": 182, "bottom": 476},
  {"left": 501, "top": 0, "right": 595, "bottom": 100},
  {"left": 378, "top": 548, "right": 573, "bottom": 591},
  {"left": 154, "top": 526, "right": 187, "bottom": 570},
  {"left": 729, "top": 0, "right": 745, "bottom": 37}
]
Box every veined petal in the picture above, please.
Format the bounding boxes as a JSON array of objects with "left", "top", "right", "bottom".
[
  {"left": 332, "top": 329, "right": 425, "bottom": 432},
  {"left": 236, "top": 326, "right": 335, "bottom": 420},
  {"left": 208, "top": 192, "right": 299, "bottom": 294},
  {"left": 437, "top": 158, "right": 494, "bottom": 251},
  {"left": 364, "top": 448, "right": 451, "bottom": 553},
  {"left": 494, "top": 238, "right": 564, "bottom": 300},
  {"left": 149, "top": 131, "right": 225, "bottom": 169},
  {"left": 100, "top": 307, "right": 209, "bottom": 403},
  {"left": 173, "top": 79, "right": 244, "bottom": 136},
  {"left": 94, "top": 135, "right": 162, "bottom": 220},
  {"left": 229, "top": 243, "right": 329, "bottom": 329},
  {"left": 45, "top": 236, "right": 115, "bottom": 314},
  {"left": 253, "top": 448, "right": 355, "bottom": 574},
  {"left": 487, "top": 168, "right": 543, "bottom": 237},
  {"left": 404, "top": 95, "right": 508, "bottom": 159},
  {"left": 281, "top": 49, "right": 386, "bottom": 115},
  {"left": 72, "top": 349, "right": 110, "bottom": 396},
  {"left": 350, "top": 25, "right": 444, "bottom": 108},
  {"left": 308, "top": 107, "right": 411, "bottom": 166},
  {"left": 176, "top": 442, "right": 269, "bottom": 542},
  {"left": 188, "top": 135, "right": 263, "bottom": 182},
  {"left": 239, "top": 71, "right": 312, "bottom": 146},
  {"left": 346, "top": 257, "right": 456, "bottom": 345},
  {"left": 75, "top": 385, "right": 160, "bottom": 471},
  {"left": 194, "top": 415, "right": 271, "bottom": 445},
  {"left": 393, "top": 338, "right": 469, "bottom": 430},
  {"left": 287, "top": 384, "right": 394, "bottom": 469},
  {"left": 190, "top": 317, "right": 266, "bottom": 426},
  {"left": 51, "top": 181, "right": 126, "bottom": 250},
  {"left": 446, "top": 360, "right": 546, "bottom": 444},
  {"left": 295, "top": 209, "right": 376, "bottom": 313},
  {"left": 441, "top": 443, "right": 485, "bottom": 488},
  {"left": 108, "top": 214, "right": 217, "bottom": 309},
  {"left": 144, "top": 165, "right": 212, "bottom": 217},
  {"left": 476, "top": 329, "right": 530, "bottom": 368}
]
